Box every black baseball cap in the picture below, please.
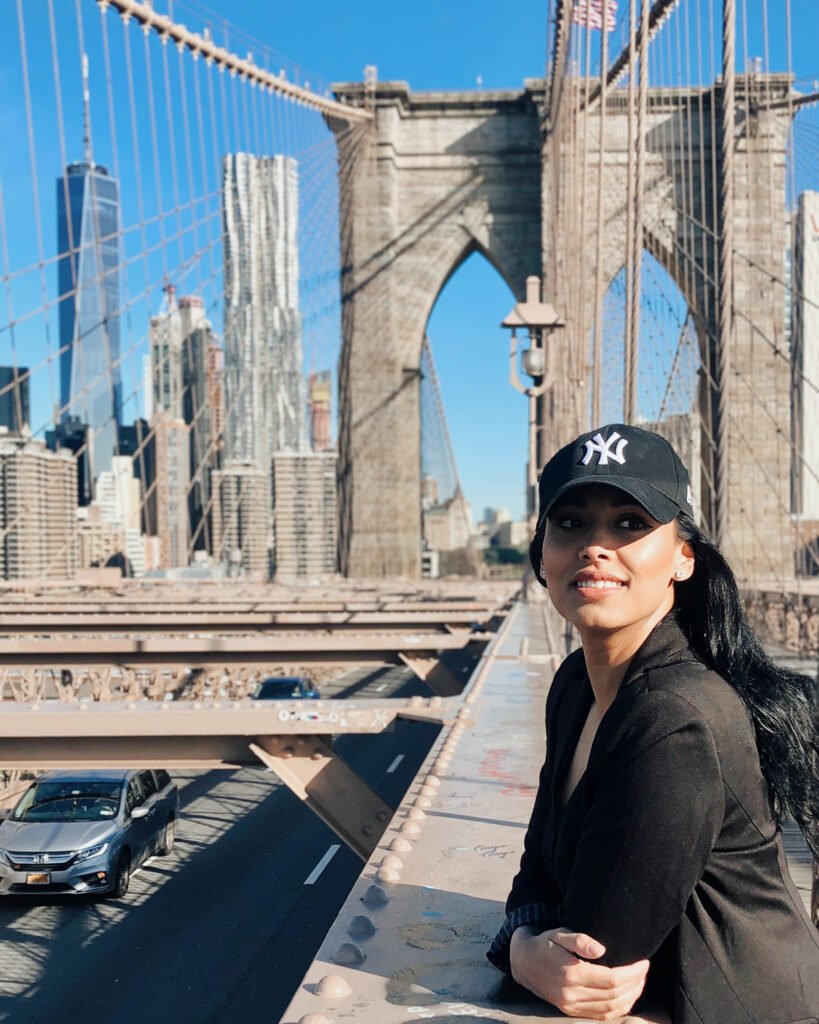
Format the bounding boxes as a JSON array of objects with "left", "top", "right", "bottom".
[{"left": 537, "top": 423, "right": 695, "bottom": 525}]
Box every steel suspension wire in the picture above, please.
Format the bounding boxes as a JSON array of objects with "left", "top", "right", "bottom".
[
  {"left": 591, "top": 0, "right": 611, "bottom": 427},
  {"left": 715, "top": 0, "right": 735, "bottom": 550},
  {"left": 419, "top": 336, "right": 475, "bottom": 565},
  {"left": 623, "top": 0, "right": 637, "bottom": 410},
  {"left": 95, "top": 0, "right": 370, "bottom": 124},
  {"left": 583, "top": 0, "right": 681, "bottom": 109},
  {"left": 626, "top": 0, "right": 650, "bottom": 422}
]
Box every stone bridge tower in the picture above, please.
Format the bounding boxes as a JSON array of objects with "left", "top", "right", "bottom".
[
  {"left": 328, "top": 83, "right": 544, "bottom": 577},
  {"left": 328, "top": 77, "right": 794, "bottom": 581}
]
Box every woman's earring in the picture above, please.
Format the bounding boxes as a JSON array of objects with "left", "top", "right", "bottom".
[{"left": 674, "top": 569, "right": 686, "bottom": 581}]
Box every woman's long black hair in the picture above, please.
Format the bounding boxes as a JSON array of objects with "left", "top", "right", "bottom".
[{"left": 530, "top": 511, "right": 819, "bottom": 854}]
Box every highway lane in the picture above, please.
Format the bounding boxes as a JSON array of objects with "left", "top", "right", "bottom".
[{"left": 0, "top": 669, "right": 439, "bottom": 1024}]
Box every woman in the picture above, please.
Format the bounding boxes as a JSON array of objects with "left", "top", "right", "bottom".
[{"left": 487, "top": 423, "right": 819, "bottom": 1024}]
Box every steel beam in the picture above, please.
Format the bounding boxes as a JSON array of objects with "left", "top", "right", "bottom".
[
  {"left": 251, "top": 738, "right": 394, "bottom": 860},
  {"left": 0, "top": 632, "right": 489, "bottom": 669},
  {"left": 398, "top": 643, "right": 485, "bottom": 698},
  {"left": 0, "top": 697, "right": 453, "bottom": 770},
  {"left": 0, "top": 600, "right": 507, "bottom": 614},
  {"left": 0, "top": 611, "right": 494, "bottom": 635}
]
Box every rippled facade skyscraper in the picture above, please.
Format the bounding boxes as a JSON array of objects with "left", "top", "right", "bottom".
[{"left": 222, "top": 153, "right": 307, "bottom": 471}]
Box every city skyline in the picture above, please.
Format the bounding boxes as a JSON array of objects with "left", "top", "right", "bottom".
[{"left": 0, "top": 1, "right": 816, "bottom": 581}]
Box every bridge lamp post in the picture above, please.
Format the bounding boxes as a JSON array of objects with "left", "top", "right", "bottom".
[{"left": 501, "top": 275, "right": 565, "bottom": 528}]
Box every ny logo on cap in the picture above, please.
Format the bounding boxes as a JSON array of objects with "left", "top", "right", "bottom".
[{"left": 581, "top": 431, "right": 629, "bottom": 466}]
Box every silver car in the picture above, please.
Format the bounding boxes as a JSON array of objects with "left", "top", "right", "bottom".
[{"left": 0, "top": 769, "right": 178, "bottom": 898}]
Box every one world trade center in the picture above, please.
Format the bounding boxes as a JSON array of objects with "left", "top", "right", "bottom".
[{"left": 56, "top": 56, "right": 122, "bottom": 482}]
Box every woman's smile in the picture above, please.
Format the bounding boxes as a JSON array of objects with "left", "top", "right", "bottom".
[
  {"left": 571, "top": 570, "right": 628, "bottom": 599},
  {"left": 573, "top": 584, "right": 626, "bottom": 600}
]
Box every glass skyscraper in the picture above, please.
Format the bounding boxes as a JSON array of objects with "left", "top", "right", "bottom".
[{"left": 57, "top": 160, "right": 122, "bottom": 480}]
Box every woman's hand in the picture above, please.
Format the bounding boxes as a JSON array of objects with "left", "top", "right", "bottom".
[{"left": 509, "top": 926, "right": 650, "bottom": 1021}]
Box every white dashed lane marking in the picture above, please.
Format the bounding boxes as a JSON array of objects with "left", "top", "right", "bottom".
[{"left": 303, "top": 845, "right": 340, "bottom": 885}]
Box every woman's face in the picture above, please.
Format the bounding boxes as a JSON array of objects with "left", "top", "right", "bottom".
[{"left": 540, "top": 483, "right": 694, "bottom": 635}]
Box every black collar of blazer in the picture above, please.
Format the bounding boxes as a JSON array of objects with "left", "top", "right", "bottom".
[{"left": 617, "top": 610, "right": 701, "bottom": 691}]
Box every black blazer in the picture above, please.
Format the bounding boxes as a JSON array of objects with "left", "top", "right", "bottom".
[{"left": 487, "top": 613, "right": 819, "bottom": 1024}]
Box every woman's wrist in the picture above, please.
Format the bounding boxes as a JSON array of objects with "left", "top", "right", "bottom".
[{"left": 509, "top": 924, "right": 541, "bottom": 984}]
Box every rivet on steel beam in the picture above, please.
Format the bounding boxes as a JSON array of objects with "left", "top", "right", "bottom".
[
  {"left": 362, "top": 883, "right": 389, "bottom": 906},
  {"left": 415, "top": 797, "right": 431, "bottom": 810},
  {"left": 347, "top": 915, "right": 377, "bottom": 938},
  {"left": 315, "top": 974, "right": 353, "bottom": 999},
  {"left": 282, "top": 746, "right": 295, "bottom": 758},
  {"left": 418, "top": 786, "right": 435, "bottom": 799},
  {"left": 380, "top": 854, "right": 404, "bottom": 870},
  {"left": 376, "top": 866, "right": 400, "bottom": 882},
  {"left": 375, "top": 809, "right": 390, "bottom": 823},
  {"left": 409, "top": 696, "right": 423, "bottom": 708},
  {"left": 362, "top": 824, "right": 374, "bottom": 837},
  {"left": 298, "top": 1014, "right": 330, "bottom": 1024},
  {"left": 425, "top": 775, "right": 441, "bottom": 787},
  {"left": 311, "top": 748, "right": 324, "bottom": 761},
  {"left": 408, "top": 808, "right": 425, "bottom": 820},
  {"left": 399, "top": 820, "right": 421, "bottom": 835},
  {"left": 430, "top": 696, "right": 443, "bottom": 708},
  {"left": 388, "top": 836, "right": 413, "bottom": 853},
  {"left": 332, "top": 941, "right": 366, "bottom": 966}
]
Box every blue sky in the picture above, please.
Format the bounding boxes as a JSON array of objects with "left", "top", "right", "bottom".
[{"left": 1, "top": 1, "right": 816, "bottom": 524}]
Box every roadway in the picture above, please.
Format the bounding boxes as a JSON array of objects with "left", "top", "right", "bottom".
[{"left": 0, "top": 667, "right": 439, "bottom": 1024}]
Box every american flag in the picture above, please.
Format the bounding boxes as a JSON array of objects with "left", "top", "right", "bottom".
[{"left": 572, "top": 0, "right": 618, "bottom": 31}]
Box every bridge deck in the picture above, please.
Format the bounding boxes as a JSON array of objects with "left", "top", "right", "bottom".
[{"left": 283, "top": 601, "right": 814, "bottom": 1023}]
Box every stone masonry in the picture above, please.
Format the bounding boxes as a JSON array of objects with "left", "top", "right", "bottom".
[{"left": 329, "top": 76, "right": 794, "bottom": 581}]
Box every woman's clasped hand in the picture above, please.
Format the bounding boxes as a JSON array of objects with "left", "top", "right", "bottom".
[{"left": 509, "top": 926, "right": 649, "bottom": 1022}]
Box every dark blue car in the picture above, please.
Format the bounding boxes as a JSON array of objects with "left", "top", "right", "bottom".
[{"left": 251, "top": 676, "right": 321, "bottom": 700}]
